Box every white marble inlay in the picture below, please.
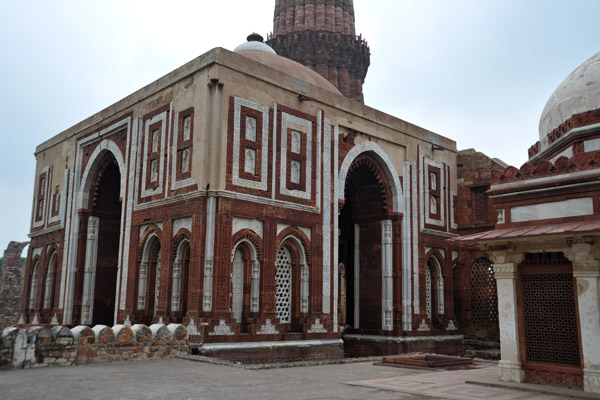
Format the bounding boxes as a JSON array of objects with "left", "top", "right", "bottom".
[
  {"left": 510, "top": 197, "right": 593, "bottom": 222},
  {"left": 291, "top": 130, "right": 301, "bottom": 153},
  {"left": 172, "top": 217, "right": 192, "bottom": 237},
  {"left": 280, "top": 112, "right": 312, "bottom": 199},
  {"left": 244, "top": 148, "right": 256, "bottom": 175},
  {"left": 208, "top": 319, "right": 235, "bottom": 336},
  {"left": 257, "top": 319, "right": 279, "bottom": 335},
  {"left": 232, "top": 97, "right": 269, "bottom": 191},
  {"left": 232, "top": 217, "right": 263, "bottom": 238},
  {"left": 290, "top": 160, "right": 301, "bottom": 184},
  {"left": 246, "top": 116, "right": 257, "bottom": 141}
]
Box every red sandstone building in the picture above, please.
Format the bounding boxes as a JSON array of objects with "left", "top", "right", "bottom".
[
  {"left": 455, "top": 51, "right": 600, "bottom": 394},
  {"left": 21, "top": 20, "right": 468, "bottom": 359}
]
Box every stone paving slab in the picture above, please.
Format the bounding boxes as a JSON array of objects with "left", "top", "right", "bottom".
[
  {"left": 0, "top": 357, "right": 593, "bottom": 400},
  {"left": 346, "top": 363, "right": 582, "bottom": 400}
]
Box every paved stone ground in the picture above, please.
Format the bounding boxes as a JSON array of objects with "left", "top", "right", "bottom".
[{"left": 0, "top": 358, "right": 581, "bottom": 400}]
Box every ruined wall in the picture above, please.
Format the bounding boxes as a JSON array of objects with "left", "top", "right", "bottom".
[
  {"left": 0, "top": 322, "right": 190, "bottom": 369},
  {"left": 0, "top": 242, "right": 28, "bottom": 330}
]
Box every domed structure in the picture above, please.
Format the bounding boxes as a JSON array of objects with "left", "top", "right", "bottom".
[
  {"left": 539, "top": 50, "right": 600, "bottom": 148},
  {"left": 234, "top": 34, "right": 341, "bottom": 96}
]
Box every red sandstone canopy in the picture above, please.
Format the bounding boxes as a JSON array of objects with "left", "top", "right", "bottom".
[{"left": 451, "top": 220, "right": 600, "bottom": 248}]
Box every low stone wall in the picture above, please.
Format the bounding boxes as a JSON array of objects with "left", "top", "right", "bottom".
[{"left": 0, "top": 323, "right": 189, "bottom": 369}]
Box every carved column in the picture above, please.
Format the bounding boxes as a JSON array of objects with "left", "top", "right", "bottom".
[
  {"left": 353, "top": 223, "right": 360, "bottom": 328},
  {"left": 489, "top": 248, "right": 525, "bottom": 383},
  {"left": 81, "top": 216, "right": 99, "bottom": 325},
  {"left": 381, "top": 220, "right": 393, "bottom": 331},
  {"left": 565, "top": 241, "right": 600, "bottom": 393},
  {"left": 250, "top": 260, "right": 260, "bottom": 312},
  {"left": 202, "top": 196, "right": 217, "bottom": 312}
]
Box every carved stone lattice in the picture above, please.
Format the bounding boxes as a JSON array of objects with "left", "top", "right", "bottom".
[
  {"left": 472, "top": 186, "right": 488, "bottom": 222},
  {"left": 521, "top": 272, "right": 580, "bottom": 366},
  {"left": 425, "top": 266, "right": 432, "bottom": 320},
  {"left": 470, "top": 258, "right": 498, "bottom": 325},
  {"left": 275, "top": 247, "right": 292, "bottom": 324}
]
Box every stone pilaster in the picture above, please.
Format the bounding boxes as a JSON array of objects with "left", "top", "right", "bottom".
[
  {"left": 489, "top": 248, "right": 525, "bottom": 383},
  {"left": 565, "top": 241, "right": 600, "bottom": 394}
]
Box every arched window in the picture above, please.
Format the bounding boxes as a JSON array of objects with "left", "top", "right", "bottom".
[
  {"left": 275, "top": 246, "right": 293, "bottom": 323},
  {"left": 275, "top": 236, "right": 309, "bottom": 326},
  {"left": 426, "top": 256, "right": 444, "bottom": 320},
  {"left": 43, "top": 252, "right": 58, "bottom": 309},
  {"left": 138, "top": 232, "right": 161, "bottom": 323},
  {"left": 29, "top": 261, "right": 40, "bottom": 309},
  {"left": 171, "top": 238, "right": 190, "bottom": 320}
]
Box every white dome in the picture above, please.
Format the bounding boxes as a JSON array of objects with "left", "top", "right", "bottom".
[
  {"left": 234, "top": 40, "right": 277, "bottom": 55},
  {"left": 539, "top": 50, "right": 600, "bottom": 148}
]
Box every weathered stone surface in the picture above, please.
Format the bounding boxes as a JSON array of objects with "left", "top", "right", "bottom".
[{"left": 0, "top": 241, "right": 28, "bottom": 330}]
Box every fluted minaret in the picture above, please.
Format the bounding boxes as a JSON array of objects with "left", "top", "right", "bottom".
[{"left": 266, "top": 0, "right": 370, "bottom": 102}]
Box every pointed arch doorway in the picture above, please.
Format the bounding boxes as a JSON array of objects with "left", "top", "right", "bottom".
[
  {"left": 81, "top": 151, "right": 122, "bottom": 326},
  {"left": 338, "top": 153, "right": 394, "bottom": 332}
]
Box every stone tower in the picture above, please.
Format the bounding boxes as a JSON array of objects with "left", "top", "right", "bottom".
[{"left": 266, "top": 0, "right": 370, "bottom": 102}]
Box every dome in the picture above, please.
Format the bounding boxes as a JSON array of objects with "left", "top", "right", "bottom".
[
  {"left": 233, "top": 34, "right": 341, "bottom": 96},
  {"left": 539, "top": 50, "right": 600, "bottom": 145}
]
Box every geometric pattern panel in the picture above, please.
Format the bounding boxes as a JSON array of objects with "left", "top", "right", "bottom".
[
  {"left": 521, "top": 272, "right": 580, "bottom": 366},
  {"left": 425, "top": 265, "right": 432, "bottom": 320},
  {"left": 275, "top": 246, "right": 292, "bottom": 324},
  {"left": 470, "top": 258, "right": 498, "bottom": 325}
]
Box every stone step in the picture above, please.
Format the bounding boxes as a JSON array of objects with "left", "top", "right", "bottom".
[{"left": 465, "top": 348, "right": 500, "bottom": 360}]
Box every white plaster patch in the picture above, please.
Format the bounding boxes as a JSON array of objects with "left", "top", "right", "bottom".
[
  {"left": 232, "top": 217, "right": 264, "bottom": 238},
  {"left": 172, "top": 217, "right": 192, "bottom": 237},
  {"left": 232, "top": 97, "right": 269, "bottom": 191},
  {"left": 510, "top": 197, "right": 593, "bottom": 222}
]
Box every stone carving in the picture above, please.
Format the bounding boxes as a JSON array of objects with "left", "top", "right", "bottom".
[
  {"left": 290, "top": 160, "right": 301, "bottom": 184},
  {"left": 275, "top": 247, "right": 292, "bottom": 323},
  {"left": 182, "top": 115, "right": 191, "bottom": 141},
  {"left": 417, "top": 319, "right": 429, "bottom": 331},
  {"left": 245, "top": 116, "right": 257, "bottom": 141},
  {"left": 291, "top": 130, "right": 301, "bottom": 153},
  {"left": 208, "top": 319, "right": 234, "bottom": 336},
  {"left": 244, "top": 148, "right": 256, "bottom": 175},
  {"left": 257, "top": 319, "right": 279, "bottom": 335},
  {"left": 232, "top": 217, "right": 263, "bottom": 238},
  {"left": 172, "top": 217, "right": 192, "bottom": 237}
]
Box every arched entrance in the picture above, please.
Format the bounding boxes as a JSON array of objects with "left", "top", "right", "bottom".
[
  {"left": 81, "top": 152, "right": 122, "bottom": 326},
  {"left": 339, "top": 154, "right": 392, "bottom": 331}
]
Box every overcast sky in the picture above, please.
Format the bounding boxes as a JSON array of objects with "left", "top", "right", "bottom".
[{"left": 1, "top": 0, "right": 599, "bottom": 254}]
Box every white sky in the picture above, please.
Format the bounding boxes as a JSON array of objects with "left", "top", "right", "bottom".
[{"left": 1, "top": 0, "right": 599, "bottom": 253}]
